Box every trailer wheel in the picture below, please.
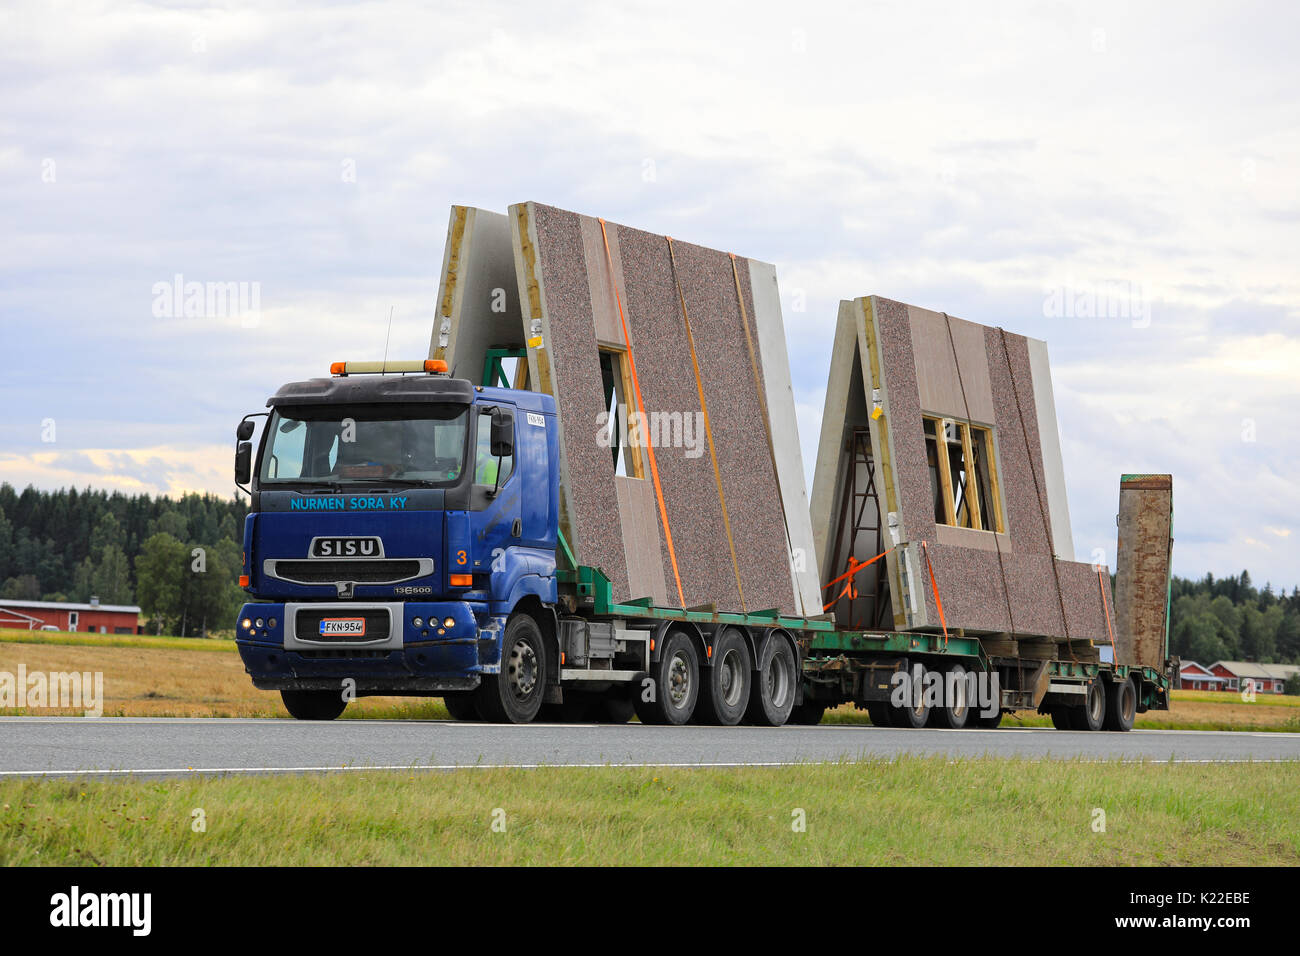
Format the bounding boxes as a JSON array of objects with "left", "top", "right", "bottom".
[
  {"left": 280, "top": 689, "right": 347, "bottom": 721},
  {"left": 698, "top": 628, "right": 752, "bottom": 725},
  {"left": 747, "top": 634, "right": 797, "bottom": 726},
  {"left": 867, "top": 702, "right": 892, "bottom": 727},
  {"left": 476, "top": 612, "right": 547, "bottom": 724},
  {"left": 1049, "top": 708, "right": 1073, "bottom": 730},
  {"left": 634, "top": 629, "right": 700, "bottom": 725},
  {"left": 889, "top": 664, "right": 930, "bottom": 728},
  {"left": 1103, "top": 678, "right": 1137, "bottom": 732},
  {"left": 442, "top": 691, "right": 480, "bottom": 722},
  {"left": 789, "top": 701, "right": 826, "bottom": 725},
  {"left": 1072, "top": 680, "right": 1107, "bottom": 731},
  {"left": 971, "top": 709, "right": 1003, "bottom": 729},
  {"left": 927, "top": 663, "right": 971, "bottom": 729}
]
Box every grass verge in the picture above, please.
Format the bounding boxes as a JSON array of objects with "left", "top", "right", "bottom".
[{"left": 1, "top": 758, "right": 1296, "bottom": 866}]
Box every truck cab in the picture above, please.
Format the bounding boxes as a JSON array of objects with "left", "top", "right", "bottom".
[{"left": 234, "top": 359, "right": 560, "bottom": 720}]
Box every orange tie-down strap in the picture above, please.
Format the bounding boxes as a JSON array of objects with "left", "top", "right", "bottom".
[
  {"left": 1097, "top": 567, "right": 1113, "bottom": 646},
  {"left": 598, "top": 218, "right": 686, "bottom": 609},
  {"left": 821, "top": 547, "right": 894, "bottom": 613},
  {"left": 920, "top": 541, "right": 950, "bottom": 646}
]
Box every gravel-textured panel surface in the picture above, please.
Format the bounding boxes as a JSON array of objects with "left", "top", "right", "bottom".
[
  {"left": 870, "top": 298, "right": 1108, "bottom": 639},
  {"left": 531, "top": 203, "right": 630, "bottom": 597},
  {"left": 661, "top": 236, "right": 791, "bottom": 613},
  {"left": 872, "top": 296, "right": 936, "bottom": 545},
  {"left": 524, "top": 204, "right": 798, "bottom": 613}
]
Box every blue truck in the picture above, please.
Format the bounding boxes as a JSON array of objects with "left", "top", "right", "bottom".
[{"left": 234, "top": 358, "right": 1173, "bottom": 730}]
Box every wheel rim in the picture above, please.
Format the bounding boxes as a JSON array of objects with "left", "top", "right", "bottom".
[
  {"left": 1122, "top": 684, "right": 1136, "bottom": 722},
  {"left": 720, "top": 648, "right": 745, "bottom": 707},
  {"left": 508, "top": 639, "right": 539, "bottom": 702},
  {"left": 1088, "top": 683, "right": 1104, "bottom": 723},
  {"left": 949, "top": 668, "right": 968, "bottom": 719},
  {"left": 766, "top": 648, "right": 792, "bottom": 708},
  {"left": 667, "top": 651, "right": 691, "bottom": 708}
]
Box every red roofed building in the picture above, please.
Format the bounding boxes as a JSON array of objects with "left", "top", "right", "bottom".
[
  {"left": 0, "top": 598, "right": 142, "bottom": 635},
  {"left": 1208, "top": 661, "right": 1300, "bottom": 695},
  {"left": 1178, "top": 661, "right": 1228, "bottom": 691}
]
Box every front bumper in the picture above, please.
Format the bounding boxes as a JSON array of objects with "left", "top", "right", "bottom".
[{"left": 236, "top": 601, "right": 503, "bottom": 694}]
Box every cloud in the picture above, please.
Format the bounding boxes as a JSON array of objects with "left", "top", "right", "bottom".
[{"left": 1, "top": 0, "right": 1297, "bottom": 588}]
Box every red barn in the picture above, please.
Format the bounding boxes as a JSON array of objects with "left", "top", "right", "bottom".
[
  {"left": 1208, "top": 661, "right": 1300, "bottom": 695},
  {"left": 0, "top": 599, "right": 142, "bottom": 635},
  {"left": 1178, "top": 661, "right": 1227, "bottom": 691}
]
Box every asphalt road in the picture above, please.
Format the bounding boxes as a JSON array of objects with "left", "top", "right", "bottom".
[{"left": 1, "top": 717, "right": 1298, "bottom": 778}]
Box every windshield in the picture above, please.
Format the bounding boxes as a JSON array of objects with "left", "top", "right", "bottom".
[{"left": 259, "top": 403, "right": 469, "bottom": 486}]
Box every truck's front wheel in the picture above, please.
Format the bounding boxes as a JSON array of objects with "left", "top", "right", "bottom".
[
  {"left": 281, "top": 689, "right": 347, "bottom": 721},
  {"left": 476, "top": 613, "right": 547, "bottom": 724}
]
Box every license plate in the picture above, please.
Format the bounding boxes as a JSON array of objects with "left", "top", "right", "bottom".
[{"left": 319, "top": 618, "right": 366, "bottom": 637}]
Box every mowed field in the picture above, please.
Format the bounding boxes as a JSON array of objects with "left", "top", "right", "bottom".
[
  {"left": 1, "top": 758, "right": 1297, "bottom": 865},
  {"left": 1, "top": 629, "right": 1297, "bottom": 729}
]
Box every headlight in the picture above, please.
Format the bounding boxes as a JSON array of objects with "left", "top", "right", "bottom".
[
  {"left": 443, "top": 616, "right": 455, "bottom": 628},
  {"left": 241, "top": 618, "right": 252, "bottom": 629},
  {"left": 412, "top": 616, "right": 423, "bottom": 628},
  {"left": 254, "top": 618, "right": 264, "bottom": 629}
]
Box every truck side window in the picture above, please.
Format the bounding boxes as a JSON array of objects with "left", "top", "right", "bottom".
[{"left": 475, "top": 409, "right": 513, "bottom": 486}]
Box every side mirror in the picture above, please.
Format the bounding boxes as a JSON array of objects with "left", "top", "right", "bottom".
[
  {"left": 235, "top": 442, "right": 252, "bottom": 485},
  {"left": 490, "top": 407, "right": 514, "bottom": 457},
  {"left": 236, "top": 419, "right": 256, "bottom": 441}
]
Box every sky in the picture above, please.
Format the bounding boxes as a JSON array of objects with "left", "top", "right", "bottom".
[{"left": 1, "top": 0, "right": 1297, "bottom": 589}]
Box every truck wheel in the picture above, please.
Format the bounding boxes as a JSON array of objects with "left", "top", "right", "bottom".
[
  {"left": 928, "top": 663, "right": 971, "bottom": 729},
  {"left": 889, "top": 664, "right": 930, "bottom": 728},
  {"left": 633, "top": 629, "right": 700, "bottom": 725},
  {"left": 971, "top": 709, "right": 1003, "bottom": 729},
  {"left": 789, "top": 701, "right": 826, "bottom": 725},
  {"left": 867, "top": 702, "right": 892, "bottom": 727},
  {"left": 698, "top": 629, "right": 752, "bottom": 725},
  {"left": 442, "top": 692, "right": 480, "bottom": 721},
  {"left": 1073, "top": 680, "right": 1107, "bottom": 731},
  {"left": 1049, "top": 708, "right": 1073, "bottom": 730},
  {"left": 280, "top": 689, "right": 347, "bottom": 721},
  {"left": 476, "top": 613, "right": 547, "bottom": 724},
  {"left": 747, "top": 635, "right": 798, "bottom": 726},
  {"left": 1103, "top": 678, "right": 1137, "bottom": 732}
]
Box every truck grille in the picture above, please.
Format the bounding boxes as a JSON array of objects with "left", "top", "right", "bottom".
[
  {"left": 268, "top": 559, "right": 426, "bottom": 585},
  {"left": 294, "top": 608, "right": 392, "bottom": 643}
]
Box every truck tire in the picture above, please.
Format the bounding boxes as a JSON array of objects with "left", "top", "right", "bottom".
[
  {"left": 927, "top": 663, "right": 971, "bottom": 729},
  {"left": 1049, "top": 708, "right": 1073, "bottom": 730},
  {"left": 1072, "top": 680, "right": 1107, "bottom": 731},
  {"left": 280, "top": 689, "right": 347, "bottom": 721},
  {"left": 698, "top": 628, "right": 752, "bottom": 725},
  {"left": 1103, "top": 678, "right": 1137, "bottom": 732},
  {"left": 442, "top": 692, "right": 480, "bottom": 722},
  {"left": 889, "top": 663, "right": 930, "bottom": 728},
  {"left": 971, "top": 709, "right": 1003, "bottom": 729},
  {"left": 476, "top": 612, "right": 547, "bottom": 724},
  {"left": 789, "top": 701, "right": 826, "bottom": 725},
  {"left": 633, "top": 629, "right": 700, "bottom": 725},
  {"left": 747, "top": 634, "right": 798, "bottom": 726},
  {"left": 867, "top": 702, "right": 892, "bottom": 727}
]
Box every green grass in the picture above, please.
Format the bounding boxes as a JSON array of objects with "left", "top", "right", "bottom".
[
  {"left": 0, "top": 628, "right": 235, "bottom": 653},
  {"left": 2, "top": 757, "right": 1296, "bottom": 866}
]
